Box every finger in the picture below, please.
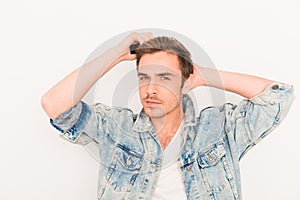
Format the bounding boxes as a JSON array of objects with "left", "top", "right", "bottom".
[
  {"left": 145, "top": 32, "right": 154, "bottom": 41},
  {"left": 136, "top": 32, "right": 153, "bottom": 44}
]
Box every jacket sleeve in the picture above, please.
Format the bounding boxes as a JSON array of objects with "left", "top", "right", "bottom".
[
  {"left": 49, "top": 101, "right": 110, "bottom": 145},
  {"left": 227, "top": 82, "right": 295, "bottom": 160}
]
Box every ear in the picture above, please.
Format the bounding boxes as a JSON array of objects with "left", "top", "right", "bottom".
[{"left": 182, "top": 79, "right": 192, "bottom": 94}]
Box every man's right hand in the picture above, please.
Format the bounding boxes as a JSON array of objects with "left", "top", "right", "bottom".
[{"left": 117, "top": 32, "right": 154, "bottom": 61}]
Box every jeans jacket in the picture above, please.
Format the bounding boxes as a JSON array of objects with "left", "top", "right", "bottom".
[{"left": 50, "top": 82, "right": 294, "bottom": 200}]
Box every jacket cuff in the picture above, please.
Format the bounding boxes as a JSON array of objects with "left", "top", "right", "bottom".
[
  {"left": 50, "top": 101, "right": 91, "bottom": 142},
  {"left": 250, "top": 82, "right": 295, "bottom": 105}
]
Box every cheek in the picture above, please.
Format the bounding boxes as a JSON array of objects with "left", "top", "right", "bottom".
[
  {"left": 138, "top": 84, "right": 146, "bottom": 93},
  {"left": 160, "top": 84, "right": 182, "bottom": 96}
]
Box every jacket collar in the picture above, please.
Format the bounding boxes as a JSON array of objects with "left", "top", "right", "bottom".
[{"left": 132, "top": 94, "right": 196, "bottom": 132}]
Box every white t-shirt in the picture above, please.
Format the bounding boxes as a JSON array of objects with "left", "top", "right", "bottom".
[{"left": 152, "top": 121, "right": 187, "bottom": 200}]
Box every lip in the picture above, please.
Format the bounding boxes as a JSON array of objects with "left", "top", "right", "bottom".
[{"left": 145, "top": 100, "right": 161, "bottom": 106}]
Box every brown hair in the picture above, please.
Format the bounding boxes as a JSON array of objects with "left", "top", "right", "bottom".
[{"left": 135, "top": 36, "right": 194, "bottom": 81}]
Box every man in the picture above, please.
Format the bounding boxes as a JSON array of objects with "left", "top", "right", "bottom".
[{"left": 41, "top": 32, "right": 294, "bottom": 200}]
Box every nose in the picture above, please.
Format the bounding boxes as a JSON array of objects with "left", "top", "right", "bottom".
[{"left": 146, "top": 82, "right": 158, "bottom": 95}]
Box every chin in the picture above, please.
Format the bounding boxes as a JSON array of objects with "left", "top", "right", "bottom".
[{"left": 144, "top": 109, "right": 167, "bottom": 119}]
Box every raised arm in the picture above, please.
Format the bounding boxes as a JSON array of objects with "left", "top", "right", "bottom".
[
  {"left": 41, "top": 32, "right": 153, "bottom": 119},
  {"left": 187, "top": 64, "right": 274, "bottom": 98},
  {"left": 188, "top": 64, "right": 294, "bottom": 160}
]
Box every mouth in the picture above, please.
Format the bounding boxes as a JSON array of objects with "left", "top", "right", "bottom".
[{"left": 145, "top": 100, "right": 162, "bottom": 107}]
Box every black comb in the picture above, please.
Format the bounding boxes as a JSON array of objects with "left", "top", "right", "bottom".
[{"left": 129, "top": 42, "right": 140, "bottom": 54}]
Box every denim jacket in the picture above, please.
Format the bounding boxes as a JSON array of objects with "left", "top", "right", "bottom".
[{"left": 50, "top": 82, "right": 294, "bottom": 200}]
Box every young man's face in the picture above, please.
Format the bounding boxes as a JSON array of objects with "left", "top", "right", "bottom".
[{"left": 137, "top": 51, "right": 184, "bottom": 119}]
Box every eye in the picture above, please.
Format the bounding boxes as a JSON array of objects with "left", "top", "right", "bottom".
[
  {"left": 139, "top": 76, "right": 149, "bottom": 81},
  {"left": 161, "top": 76, "right": 170, "bottom": 80}
]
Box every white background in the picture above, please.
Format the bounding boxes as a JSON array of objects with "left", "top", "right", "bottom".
[{"left": 1, "top": 0, "right": 299, "bottom": 199}]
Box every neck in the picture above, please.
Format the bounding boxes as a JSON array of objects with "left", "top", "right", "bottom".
[
  {"left": 151, "top": 106, "right": 184, "bottom": 149},
  {"left": 151, "top": 111, "right": 183, "bottom": 133}
]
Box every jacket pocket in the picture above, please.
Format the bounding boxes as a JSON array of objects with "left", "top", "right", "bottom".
[
  {"left": 197, "top": 141, "right": 239, "bottom": 199},
  {"left": 105, "top": 146, "right": 143, "bottom": 193}
]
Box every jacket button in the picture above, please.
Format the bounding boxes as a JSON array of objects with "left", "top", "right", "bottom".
[
  {"left": 126, "top": 156, "right": 133, "bottom": 165},
  {"left": 272, "top": 84, "right": 279, "bottom": 90},
  {"left": 186, "top": 166, "right": 192, "bottom": 171}
]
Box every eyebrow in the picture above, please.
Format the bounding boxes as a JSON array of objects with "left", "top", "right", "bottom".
[
  {"left": 137, "top": 72, "right": 148, "bottom": 77},
  {"left": 157, "top": 72, "right": 175, "bottom": 77},
  {"left": 137, "top": 72, "right": 175, "bottom": 77}
]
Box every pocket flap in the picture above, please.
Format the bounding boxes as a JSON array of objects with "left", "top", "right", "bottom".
[
  {"left": 115, "top": 148, "right": 143, "bottom": 171},
  {"left": 197, "top": 142, "right": 226, "bottom": 168}
]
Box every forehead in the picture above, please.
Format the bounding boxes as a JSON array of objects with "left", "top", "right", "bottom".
[{"left": 138, "top": 51, "right": 181, "bottom": 75}]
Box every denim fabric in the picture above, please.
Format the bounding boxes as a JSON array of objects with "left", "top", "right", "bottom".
[{"left": 50, "top": 82, "right": 294, "bottom": 200}]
